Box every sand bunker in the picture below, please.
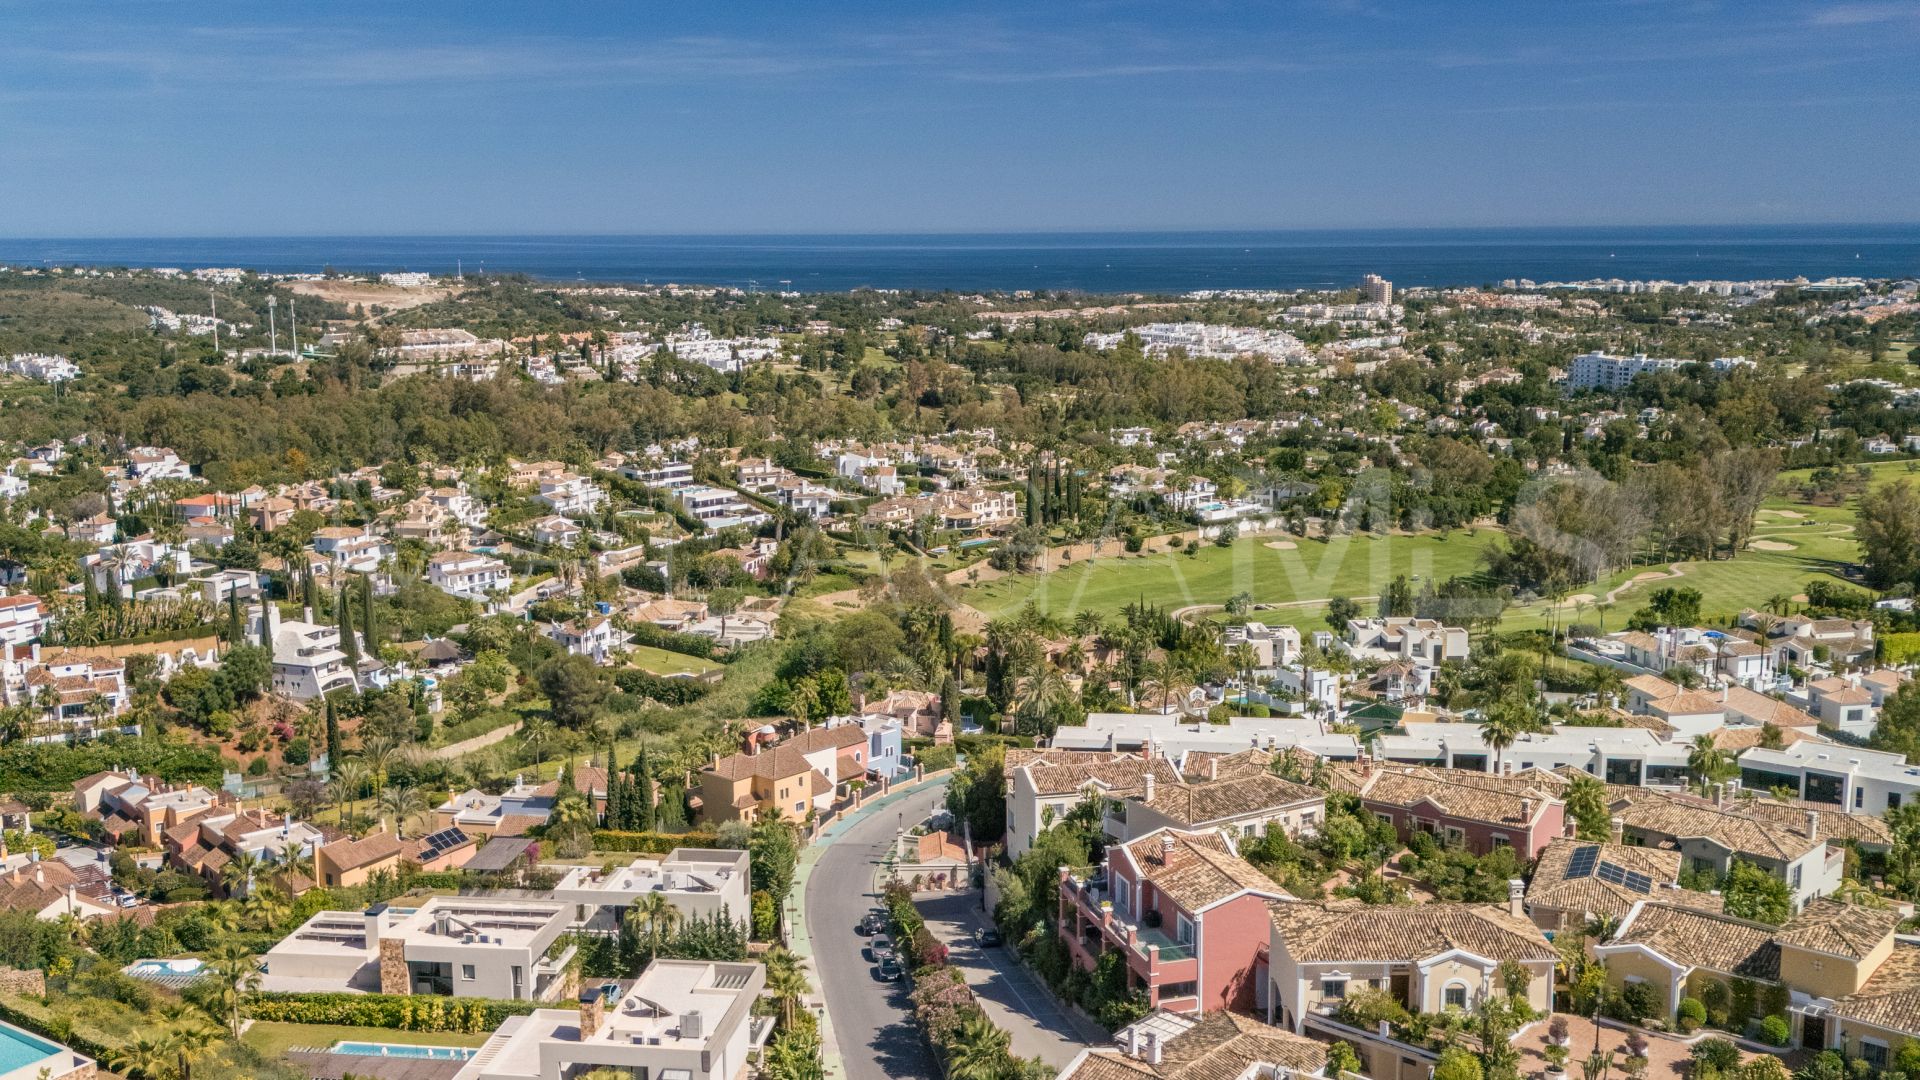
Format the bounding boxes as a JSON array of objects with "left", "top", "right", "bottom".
[
  {"left": 1759, "top": 509, "right": 1806, "bottom": 519},
  {"left": 1792, "top": 593, "right": 1809, "bottom": 604},
  {"left": 1558, "top": 593, "right": 1598, "bottom": 607},
  {"left": 1749, "top": 540, "right": 1796, "bottom": 551},
  {"left": 1631, "top": 571, "right": 1669, "bottom": 582},
  {"left": 1264, "top": 540, "right": 1299, "bottom": 550}
]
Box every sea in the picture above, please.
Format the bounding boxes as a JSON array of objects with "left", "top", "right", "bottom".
[{"left": 1, "top": 225, "right": 1917, "bottom": 294}]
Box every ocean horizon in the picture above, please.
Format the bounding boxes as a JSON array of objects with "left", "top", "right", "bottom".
[{"left": 3, "top": 224, "right": 1917, "bottom": 294}]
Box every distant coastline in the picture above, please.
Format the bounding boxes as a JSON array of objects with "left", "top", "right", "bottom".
[{"left": 2, "top": 225, "right": 1917, "bottom": 294}]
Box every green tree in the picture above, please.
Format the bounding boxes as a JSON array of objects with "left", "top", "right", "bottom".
[
  {"left": 1565, "top": 773, "right": 1612, "bottom": 842},
  {"left": 943, "top": 1012, "right": 1013, "bottom": 1080},
  {"left": 1326, "top": 596, "right": 1361, "bottom": 633},
  {"left": 1434, "top": 1046, "right": 1485, "bottom": 1080},
  {"left": 1722, "top": 860, "right": 1791, "bottom": 925},
  {"left": 537, "top": 654, "right": 609, "bottom": 728},
  {"left": 1858, "top": 479, "right": 1920, "bottom": 589}
]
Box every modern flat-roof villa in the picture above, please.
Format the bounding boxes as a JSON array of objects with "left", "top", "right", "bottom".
[
  {"left": 551, "top": 848, "right": 751, "bottom": 930},
  {"left": 453, "top": 959, "right": 772, "bottom": 1080},
  {"left": 263, "top": 897, "right": 576, "bottom": 1001}
]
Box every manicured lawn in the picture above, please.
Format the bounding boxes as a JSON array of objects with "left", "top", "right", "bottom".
[
  {"left": 960, "top": 467, "right": 1874, "bottom": 631},
  {"left": 626, "top": 644, "right": 722, "bottom": 677},
  {"left": 241, "top": 1022, "right": 493, "bottom": 1057},
  {"left": 963, "top": 529, "right": 1502, "bottom": 620}
]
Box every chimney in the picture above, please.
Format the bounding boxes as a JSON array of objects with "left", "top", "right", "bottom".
[
  {"left": 1143, "top": 1032, "right": 1162, "bottom": 1066},
  {"left": 578, "top": 986, "right": 606, "bottom": 1039},
  {"left": 1144, "top": 771, "right": 1156, "bottom": 802},
  {"left": 1521, "top": 798, "right": 1533, "bottom": 821},
  {"left": 1508, "top": 878, "right": 1525, "bottom": 918},
  {"left": 1806, "top": 810, "right": 1819, "bottom": 843},
  {"left": 1610, "top": 816, "right": 1624, "bottom": 844},
  {"left": 1209, "top": 759, "right": 1219, "bottom": 781},
  {"left": 1161, "top": 833, "right": 1177, "bottom": 864},
  {"left": 1714, "top": 784, "right": 1725, "bottom": 809}
]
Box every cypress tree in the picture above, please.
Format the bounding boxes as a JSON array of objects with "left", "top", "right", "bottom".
[
  {"left": 258, "top": 596, "right": 273, "bottom": 651},
  {"left": 634, "top": 743, "right": 656, "bottom": 831},
  {"left": 360, "top": 573, "right": 377, "bottom": 652},
  {"left": 338, "top": 584, "right": 360, "bottom": 668},
  {"left": 227, "top": 591, "right": 242, "bottom": 643},
  {"left": 325, "top": 698, "right": 341, "bottom": 777}
]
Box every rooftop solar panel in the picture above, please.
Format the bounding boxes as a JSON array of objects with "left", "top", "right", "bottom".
[{"left": 1565, "top": 845, "right": 1600, "bottom": 879}]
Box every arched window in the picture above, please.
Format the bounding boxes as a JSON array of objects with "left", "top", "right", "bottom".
[{"left": 1443, "top": 982, "right": 1469, "bottom": 1010}]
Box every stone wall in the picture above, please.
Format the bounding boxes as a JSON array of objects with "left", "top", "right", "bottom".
[
  {"left": 0, "top": 968, "right": 46, "bottom": 996},
  {"left": 51, "top": 1062, "right": 95, "bottom": 1080},
  {"left": 378, "top": 938, "right": 408, "bottom": 995}
]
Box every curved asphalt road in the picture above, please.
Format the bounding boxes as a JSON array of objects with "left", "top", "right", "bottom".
[{"left": 806, "top": 782, "right": 949, "bottom": 1080}]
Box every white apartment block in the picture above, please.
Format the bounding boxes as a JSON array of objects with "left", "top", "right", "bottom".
[
  {"left": 836, "top": 451, "right": 902, "bottom": 495},
  {"left": 454, "top": 960, "right": 770, "bottom": 1080},
  {"left": 3, "top": 353, "right": 80, "bottom": 382},
  {"left": 1564, "top": 350, "right": 1754, "bottom": 390},
  {"left": 621, "top": 460, "right": 696, "bottom": 491},
  {"left": 428, "top": 551, "right": 511, "bottom": 600},
  {"left": 125, "top": 447, "right": 192, "bottom": 483}
]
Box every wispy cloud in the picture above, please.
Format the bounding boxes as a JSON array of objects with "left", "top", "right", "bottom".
[{"left": 1808, "top": 2, "right": 1920, "bottom": 26}]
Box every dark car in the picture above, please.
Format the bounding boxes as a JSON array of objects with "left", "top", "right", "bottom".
[
  {"left": 876, "top": 956, "right": 903, "bottom": 981},
  {"left": 976, "top": 928, "right": 1003, "bottom": 947},
  {"left": 855, "top": 915, "right": 877, "bottom": 936}
]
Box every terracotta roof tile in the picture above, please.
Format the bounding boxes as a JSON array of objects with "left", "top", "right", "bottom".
[{"left": 1269, "top": 901, "right": 1555, "bottom": 964}]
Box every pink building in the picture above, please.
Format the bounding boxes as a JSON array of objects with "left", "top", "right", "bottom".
[{"left": 1058, "top": 828, "right": 1286, "bottom": 1014}]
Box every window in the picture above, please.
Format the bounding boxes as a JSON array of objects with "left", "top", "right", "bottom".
[
  {"left": 461, "top": 964, "right": 475, "bottom": 981},
  {"left": 794, "top": 802, "right": 805, "bottom": 813},
  {"left": 1861, "top": 1042, "right": 1889, "bottom": 1070},
  {"left": 1443, "top": 983, "right": 1468, "bottom": 1010},
  {"left": 1792, "top": 865, "right": 1803, "bottom": 890},
  {"left": 1444, "top": 826, "right": 1466, "bottom": 846},
  {"left": 1891, "top": 792, "right": 1903, "bottom": 810},
  {"left": 1176, "top": 914, "right": 1195, "bottom": 945},
  {"left": 1491, "top": 834, "right": 1512, "bottom": 849},
  {"left": 1159, "top": 980, "right": 1198, "bottom": 1001},
  {"left": 1856, "top": 788, "right": 1865, "bottom": 809},
  {"left": 1321, "top": 979, "right": 1348, "bottom": 1000}
]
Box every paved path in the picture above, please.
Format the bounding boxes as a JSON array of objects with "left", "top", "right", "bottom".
[
  {"left": 438, "top": 720, "right": 521, "bottom": 758},
  {"left": 915, "top": 892, "right": 1108, "bottom": 1067},
  {"left": 794, "top": 777, "right": 951, "bottom": 1080}
]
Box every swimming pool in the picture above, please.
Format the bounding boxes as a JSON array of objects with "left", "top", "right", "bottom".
[
  {"left": 125, "top": 959, "right": 203, "bottom": 976},
  {"left": 0, "top": 1022, "right": 66, "bottom": 1077},
  {"left": 330, "top": 1043, "right": 478, "bottom": 1061}
]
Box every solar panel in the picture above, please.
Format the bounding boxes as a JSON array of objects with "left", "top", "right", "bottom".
[
  {"left": 1593, "top": 860, "right": 1655, "bottom": 894},
  {"left": 1565, "top": 845, "right": 1600, "bottom": 879},
  {"left": 1595, "top": 861, "right": 1625, "bottom": 886},
  {"left": 415, "top": 827, "right": 471, "bottom": 862},
  {"left": 1623, "top": 871, "right": 1653, "bottom": 894}
]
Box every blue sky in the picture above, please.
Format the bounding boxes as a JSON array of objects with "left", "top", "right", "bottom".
[{"left": 3, "top": 0, "right": 1917, "bottom": 234}]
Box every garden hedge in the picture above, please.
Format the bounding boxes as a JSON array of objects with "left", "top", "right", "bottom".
[
  {"left": 244, "top": 991, "right": 537, "bottom": 1031},
  {"left": 590, "top": 829, "right": 721, "bottom": 853}
]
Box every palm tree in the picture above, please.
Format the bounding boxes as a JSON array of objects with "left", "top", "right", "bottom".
[
  {"left": 763, "top": 946, "right": 810, "bottom": 1028},
  {"left": 330, "top": 759, "right": 370, "bottom": 823},
  {"left": 1687, "top": 734, "right": 1729, "bottom": 791},
  {"left": 221, "top": 850, "right": 263, "bottom": 900},
  {"left": 943, "top": 1013, "right": 1013, "bottom": 1080},
  {"left": 629, "top": 891, "right": 682, "bottom": 942},
  {"left": 206, "top": 937, "right": 262, "bottom": 1037},
  {"left": 163, "top": 1017, "right": 221, "bottom": 1080},
  {"left": 362, "top": 733, "right": 399, "bottom": 788},
  {"left": 378, "top": 783, "right": 427, "bottom": 837},
  {"left": 1478, "top": 695, "right": 1532, "bottom": 775},
  {"left": 521, "top": 716, "right": 556, "bottom": 765},
  {"left": 108, "top": 1034, "right": 177, "bottom": 1080}
]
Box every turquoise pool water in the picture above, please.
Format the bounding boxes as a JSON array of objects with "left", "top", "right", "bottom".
[
  {"left": 0, "top": 1023, "right": 63, "bottom": 1075},
  {"left": 331, "top": 1043, "right": 477, "bottom": 1061}
]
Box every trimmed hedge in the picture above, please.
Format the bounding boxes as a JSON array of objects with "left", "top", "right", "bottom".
[
  {"left": 590, "top": 829, "right": 721, "bottom": 853},
  {"left": 244, "top": 991, "right": 536, "bottom": 1031}
]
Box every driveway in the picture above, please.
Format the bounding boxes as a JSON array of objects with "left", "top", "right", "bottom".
[
  {"left": 916, "top": 891, "right": 1109, "bottom": 1068},
  {"left": 804, "top": 782, "right": 949, "bottom": 1080}
]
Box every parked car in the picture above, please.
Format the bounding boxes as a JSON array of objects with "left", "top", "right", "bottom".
[
  {"left": 976, "top": 928, "right": 1003, "bottom": 947},
  {"left": 876, "top": 956, "right": 903, "bottom": 981},
  {"left": 855, "top": 915, "right": 877, "bottom": 936},
  {"left": 866, "top": 935, "right": 892, "bottom": 962}
]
